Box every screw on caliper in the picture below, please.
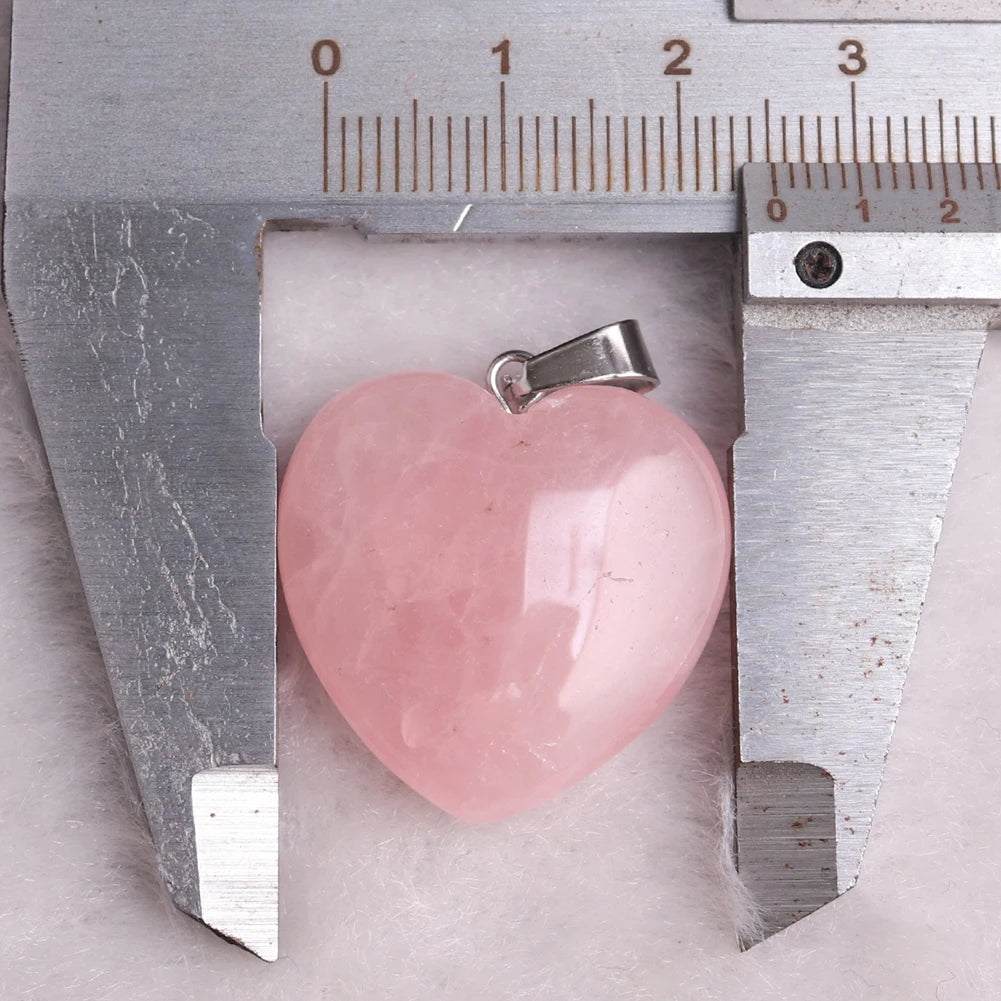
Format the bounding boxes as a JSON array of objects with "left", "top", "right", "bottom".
[{"left": 794, "top": 241, "right": 843, "bottom": 289}]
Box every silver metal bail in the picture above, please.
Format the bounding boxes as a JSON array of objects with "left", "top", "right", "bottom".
[{"left": 486, "top": 320, "right": 660, "bottom": 414}]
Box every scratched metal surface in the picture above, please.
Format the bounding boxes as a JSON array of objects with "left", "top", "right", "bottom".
[
  {"left": 3, "top": 203, "right": 277, "bottom": 929},
  {"left": 732, "top": 322, "right": 985, "bottom": 929}
]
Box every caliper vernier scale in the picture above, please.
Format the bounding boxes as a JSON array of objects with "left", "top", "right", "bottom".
[{"left": 3, "top": 0, "right": 999, "bottom": 960}]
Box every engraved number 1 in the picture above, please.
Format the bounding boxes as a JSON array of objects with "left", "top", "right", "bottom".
[{"left": 492, "top": 39, "right": 511, "bottom": 75}]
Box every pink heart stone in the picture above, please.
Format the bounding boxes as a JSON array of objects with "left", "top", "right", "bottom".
[{"left": 278, "top": 372, "right": 730, "bottom": 822}]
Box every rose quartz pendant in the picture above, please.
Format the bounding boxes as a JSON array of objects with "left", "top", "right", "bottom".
[{"left": 278, "top": 325, "right": 731, "bottom": 822}]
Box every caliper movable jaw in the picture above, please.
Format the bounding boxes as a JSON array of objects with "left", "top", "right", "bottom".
[{"left": 733, "top": 164, "right": 999, "bottom": 944}]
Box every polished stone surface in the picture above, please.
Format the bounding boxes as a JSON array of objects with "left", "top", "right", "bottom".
[{"left": 278, "top": 373, "right": 730, "bottom": 821}]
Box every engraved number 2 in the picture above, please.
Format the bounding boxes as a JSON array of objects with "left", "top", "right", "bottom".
[{"left": 664, "top": 39, "right": 693, "bottom": 75}]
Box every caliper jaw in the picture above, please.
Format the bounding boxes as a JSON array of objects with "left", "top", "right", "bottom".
[
  {"left": 3, "top": 202, "right": 279, "bottom": 960},
  {"left": 733, "top": 164, "right": 997, "bottom": 944}
]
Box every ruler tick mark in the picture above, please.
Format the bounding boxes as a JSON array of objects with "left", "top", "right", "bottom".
[
  {"left": 500, "top": 81, "right": 508, "bottom": 193},
  {"left": 973, "top": 117, "right": 984, "bottom": 190},
  {"left": 850, "top": 81, "right": 859, "bottom": 163},
  {"left": 340, "top": 115, "right": 346, "bottom": 193},
  {"left": 659, "top": 115, "right": 666, "bottom": 191},
  {"left": 729, "top": 115, "right": 736, "bottom": 193},
  {"left": 589, "top": 99, "right": 596, "bottom": 192},
  {"left": 712, "top": 115, "right": 719, "bottom": 193},
  {"left": 921, "top": 116, "right": 933, "bottom": 190},
  {"left": 676, "top": 83, "right": 684, "bottom": 192},
  {"left": 554, "top": 116, "right": 561, "bottom": 192},
  {"left": 938, "top": 100, "right": 951, "bottom": 197},
  {"left": 886, "top": 117, "right": 897, "bottom": 190},
  {"left": 992, "top": 117, "right": 1000, "bottom": 190},
  {"left": 446, "top": 116, "right": 452, "bottom": 193},
  {"left": 605, "top": 115, "right": 612, "bottom": 192},
  {"left": 641, "top": 115, "right": 649, "bottom": 192},
  {"left": 482, "top": 116, "right": 489, "bottom": 193},
  {"left": 623, "top": 116, "right": 630, "bottom": 193},
  {"left": 764, "top": 99, "right": 772, "bottom": 163},
  {"left": 956, "top": 117, "right": 967, "bottom": 191},
  {"left": 535, "top": 115, "right": 542, "bottom": 193},
  {"left": 904, "top": 116, "right": 916, "bottom": 190},
  {"left": 412, "top": 100, "right": 418, "bottom": 193},
  {"left": 465, "top": 116, "right": 471, "bottom": 194},
  {"left": 428, "top": 116, "right": 434, "bottom": 193},
  {"left": 322, "top": 81, "right": 329, "bottom": 194},
  {"left": 357, "top": 116, "right": 364, "bottom": 193},
  {"left": 395, "top": 116, "right": 401, "bottom": 193},
  {"left": 572, "top": 116, "right": 578, "bottom": 192}
]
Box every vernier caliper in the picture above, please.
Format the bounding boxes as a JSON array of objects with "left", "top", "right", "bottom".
[{"left": 4, "top": 0, "right": 999, "bottom": 960}]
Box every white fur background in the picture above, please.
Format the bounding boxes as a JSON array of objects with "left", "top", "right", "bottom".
[{"left": 1, "top": 225, "right": 1000, "bottom": 999}]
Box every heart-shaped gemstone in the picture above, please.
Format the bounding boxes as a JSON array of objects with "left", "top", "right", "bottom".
[{"left": 278, "top": 372, "right": 730, "bottom": 822}]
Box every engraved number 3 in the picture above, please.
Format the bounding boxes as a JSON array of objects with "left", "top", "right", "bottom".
[{"left": 838, "top": 39, "right": 867, "bottom": 76}]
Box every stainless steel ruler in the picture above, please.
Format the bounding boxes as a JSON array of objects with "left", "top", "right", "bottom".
[
  {"left": 303, "top": 25, "right": 999, "bottom": 234},
  {"left": 3, "top": 0, "right": 999, "bottom": 961},
  {"left": 7, "top": 3, "right": 1001, "bottom": 231}
]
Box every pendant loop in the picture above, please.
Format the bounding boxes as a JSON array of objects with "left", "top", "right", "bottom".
[{"left": 486, "top": 320, "right": 660, "bottom": 414}]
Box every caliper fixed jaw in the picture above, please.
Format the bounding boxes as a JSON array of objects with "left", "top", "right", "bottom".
[
  {"left": 3, "top": 201, "right": 280, "bottom": 961},
  {"left": 732, "top": 163, "right": 998, "bottom": 945}
]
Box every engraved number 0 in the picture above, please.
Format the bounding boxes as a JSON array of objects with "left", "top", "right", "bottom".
[
  {"left": 767, "top": 198, "right": 788, "bottom": 223},
  {"left": 312, "top": 39, "right": 341, "bottom": 76},
  {"left": 838, "top": 39, "right": 867, "bottom": 76}
]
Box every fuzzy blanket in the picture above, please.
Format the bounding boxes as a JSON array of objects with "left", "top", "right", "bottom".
[{"left": 1, "top": 229, "right": 998, "bottom": 1000}]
